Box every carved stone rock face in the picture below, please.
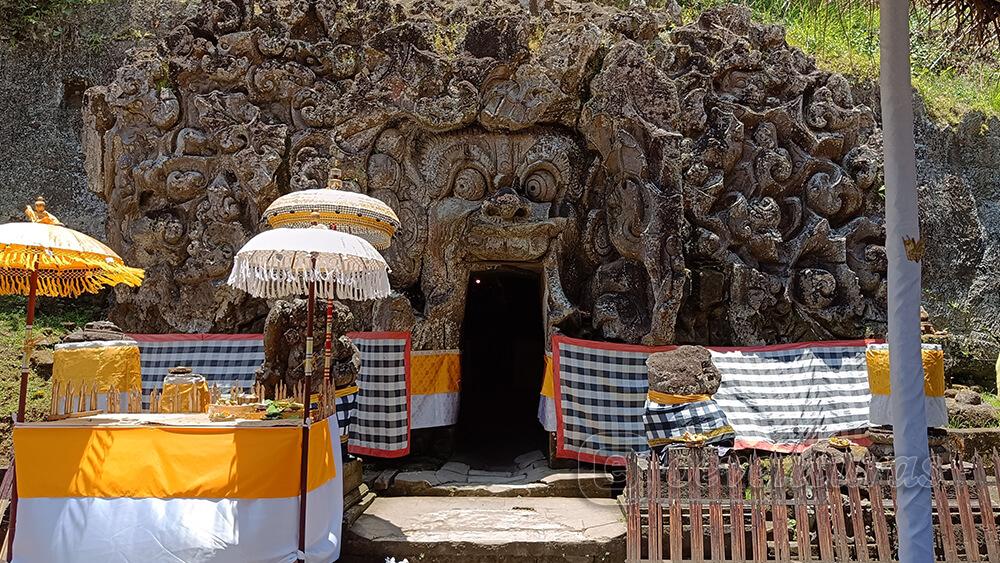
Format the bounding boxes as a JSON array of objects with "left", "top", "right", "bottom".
[
  {"left": 368, "top": 126, "right": 585, "bottom": 348},
  {"left": 85, "top": 0, "right": 887, "bottom": 347}
]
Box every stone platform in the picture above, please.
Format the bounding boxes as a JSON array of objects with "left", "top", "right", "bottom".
[
  {"left": 368, "top": 450, "right": 618, "bottom": 498},
  {"left": 341, "top": 496, "right": 626, "bottom": 563}
]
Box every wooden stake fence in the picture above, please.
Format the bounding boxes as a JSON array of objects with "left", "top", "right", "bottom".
[{"left": 625, "top": 449, "right": 1000, "bottom": 563}]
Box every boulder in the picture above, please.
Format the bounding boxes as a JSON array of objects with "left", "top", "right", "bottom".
[
  {"left": 60, "top": 321, "right": 130, "bottom": 343},
  {"left": 928, "top": 333, "right": 999, "bottom": 392},
  {"left": 947, "top": 398, "right": 1000, "bottom": 428},
  {"left": 645, "top": 346, "right": 721, "bottom": 396},
  {"left": 29, "top": 348, "right": 54, "bottom": 380},
  {"left": 954, "top": 389, "right": 983, "bottom": 405}
]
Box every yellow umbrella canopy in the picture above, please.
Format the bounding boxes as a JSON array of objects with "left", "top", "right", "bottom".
[
  {"left": 262, "top": 166, "right": 400, "bottom": 250},
  {"left": 0, "top": 221, "right": 144, "bottom": 298},
  {"left": 1, "top": 199, "right": 144, "bottom": 427}
]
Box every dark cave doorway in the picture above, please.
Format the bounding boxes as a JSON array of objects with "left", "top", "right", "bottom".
[{"left": 456, "top": 267, "right": 547, "bottom": 468}]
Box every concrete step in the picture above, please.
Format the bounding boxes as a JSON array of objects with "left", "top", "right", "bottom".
[
  {"left": 368, "top": 450, "right": 620, "bottom": 499},
  {"left": 341, "top": 496, "right": 626, "bottom": 563}
]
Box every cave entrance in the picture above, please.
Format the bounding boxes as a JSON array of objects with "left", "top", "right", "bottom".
[{"left": 457, "top": 267, "right": 547, "bottom": 467}]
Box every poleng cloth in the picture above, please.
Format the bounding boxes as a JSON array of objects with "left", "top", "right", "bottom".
[
  {"left": 866, "top": 343, "right": 947, "bottom": 427},
  {"left": 712, "top": 342, "right": 873, "bottom": 451},
  {"left": 130, "top": 333, "right": 264, "bottom": 411},
  {"left": 348, "top": 332, "right": 411, "bottom": 457},
  {"left": 52, "top": 340, "right": 141, "bottom": 392},
  {"left": 644, "top": 398, "right": 735, "bottom": 448},
  {"left": 12, "top": 416, "right": 343, "bottom": 562}
]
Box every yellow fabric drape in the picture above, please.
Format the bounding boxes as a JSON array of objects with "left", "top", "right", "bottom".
[
  {"left": 52, "top": 343, "right": 142, "bottom": 392},
  {"left": 866, "top": 347, "right": 945, "bottom": 397},
  {"left": 541, "top": 353, "right": 554, "bottom": 399},
  {"left": 411, "top": 352, "right": 460, "bottom": 395},
  {"left": 160, "top": 381, "right": 211, "bottom": 413}
]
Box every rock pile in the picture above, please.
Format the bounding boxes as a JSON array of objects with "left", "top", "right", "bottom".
[
  {"left": 645, "top": 345, "right": 721, "bottom": 396},
  {"left": 60, "top": 320, "right": 132, "bottom": 343},
  {"left": 945, "top": 385, "right": 1000, "bottom": 428}
]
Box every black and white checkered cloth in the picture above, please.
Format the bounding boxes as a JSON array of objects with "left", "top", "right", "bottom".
[
  {"left": 554, "top": 340, "right": 650, "bottom": 463},
  {"left": 336, "top": 390, "right": 357, "bottom": 444},
  {"left": 131, "top": 335, "right": 264, "bottom": 410},
  {"left": 554, "top": 337, "right": 874, "bottom": 460},
  {"left": 711, "top": 344, "right": 871, "bottom": 449},
  {"left": 348, "top": 334, "right": 410, "bottom": 458},
  {"left": 644, "top": 399, "right": 734, "bottom": 447}
]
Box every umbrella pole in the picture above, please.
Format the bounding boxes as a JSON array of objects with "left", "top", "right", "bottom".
[
  {"left": 297, "top": 256, "right": 316, "bottom": 563},
  {"left": 5, "top": 269, "right": 37, "bottom": 561},
  {"left": 323, "top": 301, "right": 333, "bottom": 383},
  {"left": 324, "top": 224, "right": 335, "bottom": 385},
  {"left": 16, "top": 269, "right": 38, "bottom": 423}
]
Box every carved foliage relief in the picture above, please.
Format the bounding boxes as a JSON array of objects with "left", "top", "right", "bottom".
[{"left": 85, "top": 0, "right": 886, "bottom": 347}]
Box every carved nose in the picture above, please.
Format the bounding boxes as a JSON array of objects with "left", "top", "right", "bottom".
[{"left": 483, "top": 187, "right": 530, "bottom": 221}]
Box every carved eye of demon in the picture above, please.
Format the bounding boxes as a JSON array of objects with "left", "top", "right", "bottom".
[
  {"left": 452, "top": 167, "right": 489, "bottom": 201},
  {"left": 521, "top": 166, "right": 559, "bottom": 203}
]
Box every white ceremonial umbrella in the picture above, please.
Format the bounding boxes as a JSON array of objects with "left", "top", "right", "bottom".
[
  {"left": 262, "top": 166, "right": 400, "bottom": 383},
  {"left": 228, "top": 226, "right": 391, "bottom": 302},
  {"left": 227, "top": 225, "right": 389, "bottom": 563}
]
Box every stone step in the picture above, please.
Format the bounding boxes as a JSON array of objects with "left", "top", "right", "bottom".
[
  {"left": 368, "top": 451, "right": 620, "bottom": 498},
  {"left": 341, "top": 496, "right": 626, "bottom": 563},
  {"left": 378, "top": 467, "right": 617, "bottom": 498}
]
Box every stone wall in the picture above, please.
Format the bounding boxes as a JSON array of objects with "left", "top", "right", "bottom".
[
  {"left": 1, "top": 0, "right": 998, "bottom": 365},
  {"left": 78, "top": 0, "right": 893, "bottom": 348},
  {"left": 0, "top": 0, "right": 192, "bottom": 236}
]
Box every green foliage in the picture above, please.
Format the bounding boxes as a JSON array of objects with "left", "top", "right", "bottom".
[
  {"left": 679, "top": 0, "right": 1000, "bottom": 122},
  {"left": 0, "top": 0, "right": 105, "bottom": 44},
  {"left": 981, "top": 392, "right": 1000, "bottom": 410},
  {"left": 0, "top": 296, "right": 101, "bottom": 464}
]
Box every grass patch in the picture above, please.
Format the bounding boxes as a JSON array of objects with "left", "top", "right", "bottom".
[
  {"left": 0, "top": 295, "right": 101, "bottom": 466},
  {"left": 981, "top": 392, "right": 1000, "bottom": 410},
  {"left": 680, "top": 0, "right": 1000, "bottom": 123}
]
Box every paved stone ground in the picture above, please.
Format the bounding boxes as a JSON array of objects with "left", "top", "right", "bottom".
[
  {"left": 367, "top": 450, "right": 618, "bottom": 498},
  {"left": 342, "top": 496, "right": 626, "bottom": 563}
]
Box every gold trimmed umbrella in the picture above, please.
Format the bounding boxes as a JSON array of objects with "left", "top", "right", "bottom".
[
  {"left": 2, "top": 198, "right": 143, "bottom": 561},
  {"left": 1, "top": 200, "right": 144, "bottom": 424},
  {"left": 263, "top": 166, "right": 400, "bottom": 250},
  {"left": 263, "top": 165, "right": 399, "bottom": 383}
]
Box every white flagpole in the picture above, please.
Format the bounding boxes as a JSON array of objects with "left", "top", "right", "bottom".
[{"left": 879, "top": 0, "right": 934, "bottom": 561}]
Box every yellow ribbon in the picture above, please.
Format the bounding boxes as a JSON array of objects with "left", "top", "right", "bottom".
[
  {"left": 647, "top": 390, "right": 711, "bottom": 405},
  {"left": 648, "top": 426, "right": 735, "bottom": 448}
]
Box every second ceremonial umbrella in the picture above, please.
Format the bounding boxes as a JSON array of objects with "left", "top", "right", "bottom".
[{"left": 227, "top": 224, "right": 389, "bottom": 563}]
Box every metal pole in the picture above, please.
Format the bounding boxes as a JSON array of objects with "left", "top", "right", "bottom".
[
  {"left": 297, "top": 254, "right": 316, "bottom": 563},
  {"left": 7, "top": 269, "right": 38, "bottom": 561},
  {"left": 879, "top": 0, "right": 933, "bottom": 561}
]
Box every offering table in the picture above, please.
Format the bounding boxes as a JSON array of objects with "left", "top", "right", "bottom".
[{"left": 11, "top": 413, "right": 343, "bottom": 563}]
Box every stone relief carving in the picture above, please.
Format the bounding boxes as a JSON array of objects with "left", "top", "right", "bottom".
[{"left": 85, "top": 0, "right": 887, "bottom": 348}]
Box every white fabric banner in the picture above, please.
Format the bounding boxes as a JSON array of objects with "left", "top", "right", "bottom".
[{"left": 13, "top": 419, "right": 343, "bottom": 563}]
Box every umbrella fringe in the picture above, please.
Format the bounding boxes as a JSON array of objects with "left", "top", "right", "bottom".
[
  {"left": 0, "top": 247, "right": 144, "bottom": 298},
  {"left": 228, "top": 263, "right": 391, "bottom": 301}
]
